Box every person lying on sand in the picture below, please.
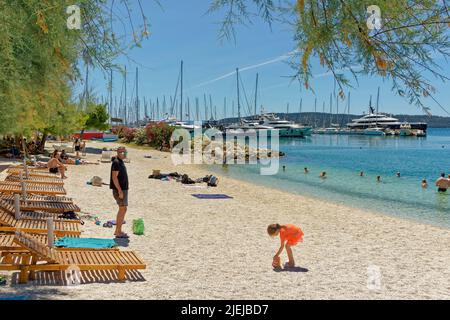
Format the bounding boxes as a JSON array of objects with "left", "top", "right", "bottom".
[
  {"left": 64, "top": 158, "right": 99, "bottom": 165},
  {"left": 267, "top": 223, "right": 304, "bottom": 269}
]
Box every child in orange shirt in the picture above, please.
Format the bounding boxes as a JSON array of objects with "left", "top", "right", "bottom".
[{"left": 267, "top": 223, "right": 304, "bottom": 268}]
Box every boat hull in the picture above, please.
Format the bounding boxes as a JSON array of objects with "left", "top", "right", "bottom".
[
  {"left": 364, "top": 130, "right": 386, "bottom": 136},
  {"left": 278, "top": 127, "right": 312, "bottom": 137}
]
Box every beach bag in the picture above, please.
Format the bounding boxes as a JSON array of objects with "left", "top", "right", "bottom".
[
  {"left": 133, "top": 218, "right": 145, "bottom": 235},
  {"left": 207, "top": 176, "right": 219, "bottom": 187},
  {"left": 90, "top": 176, "right": 103, "bottom": 187}
]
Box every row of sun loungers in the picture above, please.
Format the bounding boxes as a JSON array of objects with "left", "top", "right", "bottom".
[{"left": 0, "top": 164, "right": 146, "bottom": 284}]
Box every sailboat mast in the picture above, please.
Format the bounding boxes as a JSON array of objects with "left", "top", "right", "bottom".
[
  {"left": 109, "top": 69, "right": 113, "bottom": 124},
  {"left": 376, "top": 87, "right": 380, "bottom": 113},
  {"left": 187, "top": 98, "right": 190, "bottom": 121},
  {"left": 196, "top": 97, "right": 199, "bottom": 121},
  {"left": 336, "top": 95, "right": 339, "bottom": 126},
  {"left": 156, "top": 98, "right": 160, "bottom": 120},
  {"left": 329, "top": 93, "right": 333, "bottom": 127},
  {"left": 136, "top": 67, "right": 139, "bottom": 125},
  {"left": 232, "top": 100, "right": 235, "bottom": 119},
  {"left": 224, "top": 97, "right": 227, "bottom": 119},
  {"left": 124, "top": 65, "right": 127, "bottom": 126},
  {"left": 314, "top": 98, "right": 317, "bottom": 127},
  {"left": 298, "top": 98, "right": 302, "bottom": 123},
  {"left": 254, "top": 73, "right": 259, "bottom": 116},
  {"left": 180, "top": 60, "right": 183, "bottom": 122},
  {"left": 209, "top": 95, "right": 213, "bottom": 120},
  {"left": 322, "top": 102, "right": 326, "bottom": 128},
  {"left": 204, "top": 94, "right": 208, "bottom": 121},
  {"left": 236, "top": 68, "right": 241, "bottom": 120},
  {"left": 347, "top": 91, "right": 351, "bottom": 126}
]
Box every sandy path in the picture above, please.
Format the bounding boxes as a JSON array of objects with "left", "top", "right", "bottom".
[{"left": 1, "top": 141, "right": 450, "bottom": 300}]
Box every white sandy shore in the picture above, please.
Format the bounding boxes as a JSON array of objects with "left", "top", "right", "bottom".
[{"left": 1, "top": 141, "right": 450, "bottom": 300}]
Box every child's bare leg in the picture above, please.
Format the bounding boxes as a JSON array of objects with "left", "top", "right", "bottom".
[{"left": 286, "top": 245, "right": 295, "bottom": 267}]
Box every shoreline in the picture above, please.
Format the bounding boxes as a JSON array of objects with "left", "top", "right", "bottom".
[
  {"left": 1, "top": 141, "right": 450, "bottom": 299},
  {"left": 205, "top": 164, "right": 450, "bottom": 232}
]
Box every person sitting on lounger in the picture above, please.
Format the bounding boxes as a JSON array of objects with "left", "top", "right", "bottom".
[{"left": 48, "top": 150, "right": 67, "bottom": 179}]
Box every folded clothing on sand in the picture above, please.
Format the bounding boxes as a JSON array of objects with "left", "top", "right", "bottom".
[
  {"left": 149, "top": 172, "right": 219, "bottom": 186},
  {"left": 55, "top": 237, "right": 117, "bottom": 249}
]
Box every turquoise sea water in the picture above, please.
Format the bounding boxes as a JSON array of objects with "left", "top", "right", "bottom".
[{"left": 210, "top": 128, "right": 450, "bottom": 228}]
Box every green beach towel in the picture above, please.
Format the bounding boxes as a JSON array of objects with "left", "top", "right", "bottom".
[{"left": 55, "top": 237, "right": 116, "bottom": 249}]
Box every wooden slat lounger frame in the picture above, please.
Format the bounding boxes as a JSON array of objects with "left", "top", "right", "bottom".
[
  {"left": 9, "top": 165, "right": 49, "bottom": 171},
  {"left": 0, "top": 182, "right": 66, "bottom": 195},
  {"left": 0, "top": 207, "right": 81, "bottom": 237},
  {"left": 0, "top": 200, "right": 81, "bottom": 223},
  {"left": 0, "top": 233, "right": 115, "bottom": 253},
  {"left": 0, "top": 231, "right": 146, "bottom": 284},
  {"left": 0, "top": 194, "right": 74, "bottom": 204},
  {"left": 0, "top": 195, "right": 79, "bottom": 213},
  {"left": 5, "top": 175, "right": 64, "bottom": 186},
  {"left": 7, "top": 169, "right": 58, "bottom": 178}
]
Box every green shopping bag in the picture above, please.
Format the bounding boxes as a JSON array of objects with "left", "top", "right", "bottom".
[{"left": 133, "top": 218, "right": 145, "bottom": 235}]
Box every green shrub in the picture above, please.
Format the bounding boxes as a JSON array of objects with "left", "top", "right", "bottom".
[{"left": 145, "top": 122, "right": 176, "bottom": 150}]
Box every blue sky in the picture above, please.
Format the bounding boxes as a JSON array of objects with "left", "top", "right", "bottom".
[{"left": 85, "top": 0, "right": 450, "bottom": 120}]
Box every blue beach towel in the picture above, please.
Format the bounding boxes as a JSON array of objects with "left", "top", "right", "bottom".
[
  {"left": 0, "top": 296, "right": 28, "bottom": 300},
  {"left": 55, "top": 237, "right": 117, "bottom": 249},
  {"left": 192, "top": 194, "right": 233, "bottom": 199}
]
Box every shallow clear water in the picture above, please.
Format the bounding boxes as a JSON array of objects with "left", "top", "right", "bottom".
[{"left": 210, "top": 128, "right": 450, "bottom": 228}]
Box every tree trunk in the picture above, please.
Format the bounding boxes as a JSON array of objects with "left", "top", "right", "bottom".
[
  {"left": 21, "top": 135, "right": 28, "bottom": 159},
  {"left": 39, "top": 130, "right": 48, "bottom": 153}
]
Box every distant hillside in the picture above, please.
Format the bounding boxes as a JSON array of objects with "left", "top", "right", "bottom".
[{"left": 218, "top": 113, "right": 450, "bottom": 128}]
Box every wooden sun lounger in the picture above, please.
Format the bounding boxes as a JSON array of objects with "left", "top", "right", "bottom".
[
  {"left": 9, "top": 165, "right": 49, "bottom": 171},
  {"left": 0, "top": 233, "right": 116, "bottom": 253},
  {"left": 0, "top": 194, "right": 73, "bottom": 204},
  {"left": 0, "top": 199, "right": 81, "bottom": 223},
  {"left": 0, "top": 196, "right": 79, "bottom": 213},
  {"left": 0, "top": 231, "right": 146, "bottom": 284},
  {"left": 0, "top": 207, "right": 81, "bottom": 237},
  {"left": 1, "top": 233, "right": 49, "bottom": 252},
  {"left": 6, "top": 175, "right": 64, "bottom": 186},
  {"left": 7, "top": 168, "right": 57, "bottom": 178},
  {"left": 0, "top": 181, "right": 66, "bottom": 195}
]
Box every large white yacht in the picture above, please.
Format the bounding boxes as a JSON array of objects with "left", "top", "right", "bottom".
[
  {"left": 347, "top": 107, "right": 427, "bottom": 132},
  {"left": 256, "top": 112, "right": 312, "bottom": 137},
  {"left": 225, "top": 119, "right": 277, "bottom": 136},
  {"left": 347, "top": 108, "right": 401, "bottom": 130}
]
